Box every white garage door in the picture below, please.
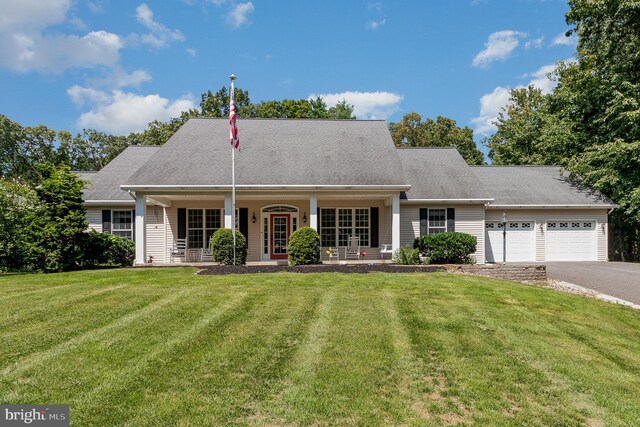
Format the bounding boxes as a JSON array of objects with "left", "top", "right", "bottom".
[
  {"left": 485, "top": 221, "right": 535, "bottom": 263},
  {"left": 546, "top": 221, "right": 597, "bottom": 261}
]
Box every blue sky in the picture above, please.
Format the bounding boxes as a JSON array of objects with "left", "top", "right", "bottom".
[{"left": 0, "top": 0, "right": 577, "bottom": 148}]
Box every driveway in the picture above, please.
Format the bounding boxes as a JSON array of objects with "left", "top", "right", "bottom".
[{"left": 546, "top": 262, "right": 640, "bottom": 305}]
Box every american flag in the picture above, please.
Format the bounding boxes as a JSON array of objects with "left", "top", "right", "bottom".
[{"left": 229, "top": 81, "right": 240, "bottom": 149}]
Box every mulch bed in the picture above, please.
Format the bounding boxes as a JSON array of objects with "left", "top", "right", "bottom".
[{"left": 197, "top": 264, "right": 446, "bottom": 275}]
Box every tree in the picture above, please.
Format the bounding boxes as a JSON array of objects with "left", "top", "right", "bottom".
[
  {"left": 25, "top": 165, "right": 88, "bottom": 272},
  {"left": 389, "top": 113, "right": 484, "bottom": 165},
  {"left": 0, "top": 178, "right": 39, "bottom": 271}
]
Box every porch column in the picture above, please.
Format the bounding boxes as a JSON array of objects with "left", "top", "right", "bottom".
[
  {"left": 134, "top": 194, "right": 146, "bottom": 265},
  {"left": 309, "top": 195, "right": 318, "bottom": 231},
  {"left": 392, "top": 194, "right": 400, "bottom": 252},
  {"left": 224, "top": 194, "right": 232, "bottom": 229}
]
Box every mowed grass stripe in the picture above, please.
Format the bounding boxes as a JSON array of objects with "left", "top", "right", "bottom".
[
  {"left": 0, "top": 283, "right": 130, "bottom": 330},
  {"left": 114, "top": 286, "right": 324, "bottom": 426},
  {"left": 0, "top": 286, "right": 195, "bottom": 380}
]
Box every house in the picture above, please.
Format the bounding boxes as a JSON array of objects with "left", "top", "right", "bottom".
[{"left": 78, "top": 117, "right": 614, "bottom": 264}]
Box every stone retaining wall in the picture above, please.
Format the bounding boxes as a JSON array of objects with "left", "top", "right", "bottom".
[{"left": 448, "top": 264, "right": 547, "bottom": 282}]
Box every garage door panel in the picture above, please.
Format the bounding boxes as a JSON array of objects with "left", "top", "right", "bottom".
[
  {"left": 546, "top": 221, "right": 596, "bottom": 261},
  {"left": 485, "top": 221, "right": 535, "bottom": 263}
]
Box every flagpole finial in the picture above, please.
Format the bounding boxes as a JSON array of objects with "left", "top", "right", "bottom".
[{"left": 230, "top": 74, "right": 236, "bottom": 81}]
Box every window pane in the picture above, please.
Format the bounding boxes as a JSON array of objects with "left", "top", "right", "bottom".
[
  {"left": 355, "top": 208, "right": 369, "bottom": 227},
  {"left": 188, "top": 229, "right": 203, "bottom": 248},
  {"left": 429, "top": 209, "right": 446, "bottom": 228},
  {"left": 263, "top": 217, "right": 268, "bottom": 254},
  {"left": 205, "top": 229, "right": 215, "bottom": 248},
  {"left": 338, "top": 228, "right": 351, "bottom": 247},
  {"left": 188, "top": 209, "right": 203, "bottom": 229},
  {"left": 428, "top": 228, "right": 446, "bottom": 235},
  {"left": 205, "top": 209, "right": 221, "bottom": 229},
  {"left": 355, "top": 228, "right": 369, "bottom": 246},
  {"left": 112, "top": 211, "right": 132, "bottom": 230},
  {"left": 113, "top": 230, "right": 132, "bottom": 239},
  {"left": 338, "top": 209, "right": 352, "bottom": 228},
  {"left": 321, "top": 229, "right": 336, "bottom": 247},
  {"left": 321, "top": 209, "right": 335, "bottom": 228}
]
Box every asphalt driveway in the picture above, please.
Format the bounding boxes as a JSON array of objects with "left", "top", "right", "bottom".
[{"left": 546, "top": 262, "right": 640, "bottom": 305}]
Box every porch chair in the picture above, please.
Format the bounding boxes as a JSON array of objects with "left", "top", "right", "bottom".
[
  {"left": 201, "top": 245, "right": 214, "bottom": 262},
  {"left": 170, "top": 238, "right": 186, "bottom": 263},
  {"left": 380, "top": 243, "right": 393, "bottom": 260},
  {"left": 345, "top": 236, "right": 361, "bottom": 260}
]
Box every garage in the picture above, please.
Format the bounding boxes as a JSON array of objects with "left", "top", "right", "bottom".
[
  {"left": 485, "top": 221, "right": 535, "bottom": 263},
  {"left": 546, "top": 220, "right": 597, "bottom": 261}
]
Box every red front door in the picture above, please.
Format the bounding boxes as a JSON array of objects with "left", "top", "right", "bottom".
[{"left": 270, "top": 214, "right": 290, "bottom": 259}]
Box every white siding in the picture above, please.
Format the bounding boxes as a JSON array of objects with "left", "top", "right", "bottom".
[
  {"left": 485, "top": 209, "right": 608, "bottom": 262},
  {"left": 86, "top": 207, "right": 104, "bottom": 232},
  {"left": 146, "top": 205, "right": 165, "bottom": 263},
  {"left": 400, "top": 204, "right": 485, "bottom": 263}
]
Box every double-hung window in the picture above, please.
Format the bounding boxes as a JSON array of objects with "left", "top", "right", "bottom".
[
  {"left": 112, "top": 210, "right": 133, "bottom": 239},
  {"left": 428, "top": 209, "right": 446, "bottom": 234},
  {"left": 320, "top": 208, "right": 370, "bottom": 247},
  {"left": 187, "top": 208, "right": 222, "bottom": 248}
]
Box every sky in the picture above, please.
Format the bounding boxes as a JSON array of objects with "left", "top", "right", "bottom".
[{"left": 0, "top": 0, "right": 578, "bottom": 154}]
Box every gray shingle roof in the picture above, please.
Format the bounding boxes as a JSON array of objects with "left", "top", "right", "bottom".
[
  {"left": 472, "top": 166, "right": 613, "bottom": 206},
  {"left": 398, "top": 148, "right": 493, "bottom": 201},
  {"left": 124, "top": 118, "right": 408, "bottom": 188},
  {"left": 80, "top": 146, "right": 160, "bottom": 201}
]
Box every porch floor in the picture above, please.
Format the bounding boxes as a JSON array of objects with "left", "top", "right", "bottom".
[{"left": 145, "top": 259, "right": 394, "bottom": 267}]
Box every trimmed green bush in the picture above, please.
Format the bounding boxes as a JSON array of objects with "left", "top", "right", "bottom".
[
  {"left": 210, "top": 228, "right": 247, "bottom": 265},
  {"left": 414, "top": 232, "right": 477, "bottom": 264},
  {"left": 288, "top": 227, "right": 321, "bottom": 266},
  {"left": 393, "top": 246, "right": 420, "bottom": 265},
  {"left": 84, "top": 231, "right": 135, "bottom": 267}
]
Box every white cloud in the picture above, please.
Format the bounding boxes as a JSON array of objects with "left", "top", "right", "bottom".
[
  {"left": 472, "top": 30, "right": 526, "bottom": 68},
  {"left": 0, "top": 0, "right": 125, "bottom": 73},
  {"left": 551, "top": 32, "right": 577, "bottom": 46},
  {"left": 470, "top": 63, "right": 560, "bottom": 135},
  {"left": 0, "top": 30, "right": 123, "bottom": 73},
  {"left": 366, "top": 18, "right": 386, "bottom": 30},
  {"left": 70, "top": 87, "right": 195, "bottom": 134},
  {"left": 309, "top": 91, "right": 403, "bottom": 119},
  {"left": 135, "top": 3, "right": 185, "bottom": 48},
  {"left": 186, "top": 47, "right": 197, "bottom": 56},
  {"left": 0, "top": 0, "right": 70, "bottom": 32},
  {"left": 524, "top": 36, "right": 544, "bottom": 49},
  {"left": 211, "top": 0, "right": 226, "bottom": 5},
  {"left": 227, "top": 2, "right": 254, "bottom": 28},
  {"left": 470, "top": 86, "right": 511, "bottom": 135}
]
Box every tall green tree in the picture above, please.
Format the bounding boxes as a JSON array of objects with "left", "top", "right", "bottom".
[
  {"left": 389, "top": 113, "right": 484, "bottom": 165},
  {"left": 0, "top": 178, "right": 39, "bottom": 271},
  {"left": 25, "top": 165, "right": 88, "bottom": 272}
]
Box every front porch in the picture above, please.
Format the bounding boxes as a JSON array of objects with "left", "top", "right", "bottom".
[{"left": 133, "top": 192, "right": 401, "bottom": 265}]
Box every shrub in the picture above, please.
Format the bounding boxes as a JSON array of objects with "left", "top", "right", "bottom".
[
  {"left": 414, "top": 232, "right": 477, "bottom": 264},
  {"left": 83, "top": 231, "right": 135, "bottom": 267},
  {"left": 210, "top": 228, "right": 247, "bottom": 265},
  {"left": 393, "top": 246, "right": 420, "bottom": 265},
  {"left": 288, "top": 227, "right": 320, "bottom": 266}
]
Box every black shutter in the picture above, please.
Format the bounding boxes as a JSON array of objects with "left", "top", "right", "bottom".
[
  {"left": 102, "top": 210, "right": 111, "bottom": 234},
  {"left": 239, "top": 208, "right": 248, "bottom": 244},
  {"left": 419, "top": 208, "right": 428, "bottom": 236},
  {"left": 317, "top": 208, "right": 321, "bottom": 237},
  {"left": 177, "top": 208, "right": 186, "bottom": 239},
  {"left": 131, "top": 209, "right": 136, "bottom": 241},
  {"left": 447, "top": 208, "right": 455, "bottom": 232},
  {"left": 370, "top": 207, "right": 379, "bottom": 247}
]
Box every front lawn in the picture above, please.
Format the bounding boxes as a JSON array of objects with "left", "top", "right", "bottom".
[{"left": 0, "top": 269, "right": 639, "bottom": 426}]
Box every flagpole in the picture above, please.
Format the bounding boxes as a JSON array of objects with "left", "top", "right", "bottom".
[{"left": 230, "top": 74, "right": 237, "bottom": 265}]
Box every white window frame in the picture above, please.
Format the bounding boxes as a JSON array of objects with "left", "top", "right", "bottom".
[
  {"left": 111, "top": 209, "right": 133, "bottom": 240},
  {"left": 320, "top": 207, "right": 370, "bottom": 247},
  {"left": 187, "top": 208, "right": 223, "bottom": 249},
  {"left": 428, "top": 208, "right": 447, "bottom": 234}
]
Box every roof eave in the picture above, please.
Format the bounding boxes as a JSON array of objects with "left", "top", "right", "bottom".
[
  {"left": 487, "top": 203, "right": 617, "bottom": 209},
  {"left": 401, "top": 198, "right": 494, "bottom": 204},
  {"left": 120, "top": 184, "right": 411, "bottom": 192},
  {"left": 84, "top": 200, "right": 135, "bottom": 206}
]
